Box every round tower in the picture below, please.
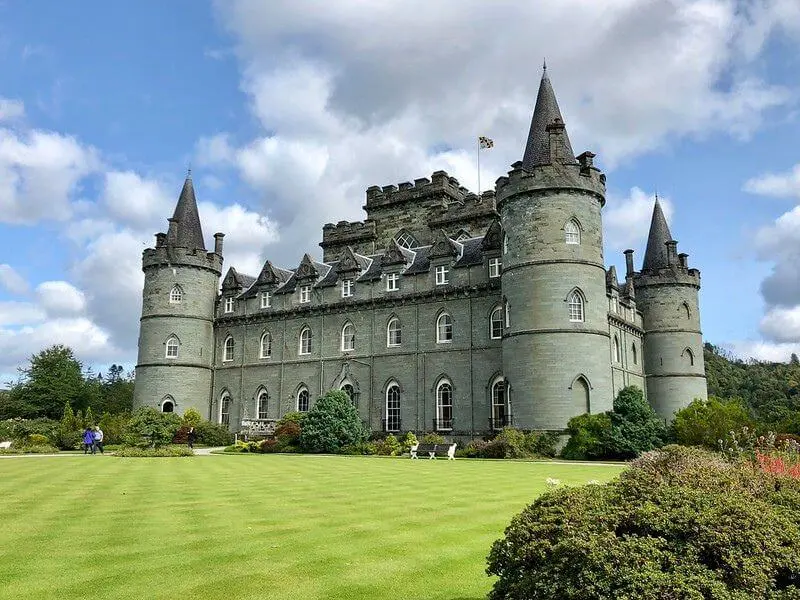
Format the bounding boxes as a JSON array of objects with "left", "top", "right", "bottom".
[
  {"left": 632, "top": 200, "right": 707, "bottom": 420},
  {"left": 497, "top": 68, "right": 613, "bottom": 430},
  {"left": 133, "top": 175, "right": 224, "bottom": 417}
]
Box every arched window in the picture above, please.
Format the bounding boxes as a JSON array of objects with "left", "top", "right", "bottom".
[
  {"left": 257, "top": 390, "right": 268, "bottom": 420},
  {"left": 568, "top": 291, "right": 584, "bottom": 322},
  {"left": 341, "top": 322, "right": 355, "bottom": 352},
  {"left": 683, "top": 348, "right": 695, "bottom": 366},
  {"left": 632, "top": 343, "right": 638, "bottom": 365},
  {"left": 613, "top": 335, "right": 621, "bottom": 363},
  {"left": 260, "top": 331, "right": 272, "bottom": 359},
  {"left": 299, "top": 327, "right": 311, "bottom": 355},
  {"left": 387, "top": 317, "right": 402, "bottom": 347},
  {"left": 395, "top": 231, "right": 417, "bottom": 249},
  {"left": 341, "top": 383, "right": 357, "bottom": 408},
  {"left": 220, "top": 394, "right": 231, "bottom": 426},
  {"left": 436, "top": 313, "right": 453, "bottom": 343},
  {"left": 297, "top": 387, "right": 310, "bottom": 412},
  {"left": 436, "top": 380, "right": 453, "bottom": 431},
  {"left": 385, "top": 383, "right": 401, "bottom": 432},
  {"left": 169, "top": 285, "right": 183, "bottom": 304},
  {"left": 564, "top": 219, "right": 581, "bottom": 245},
  {"left": 503, "top": 233, "right": 508, "bottom": 255},
  {"left": 223, "top": 336, "right": 234, "bottom": 362},
  {"left": 161, "top": 396, "right": 175, "bottom": 413},
  {"left": 490, "top": 307, "right": 503, "bottom": 339},
  {"left": 505, "top": 300, "right": 511, "bottom": 327},
  {"left": 165, "top": 336, "right": 179, "bottom": 359},
  {"left": 572, "top": 376, "right": 590, "bottom": 413},
  {"left": 491, "top": 378, "right": 506, "bottom": 429},
  {"left": 682, "top": 302, "right": 691, "bottom": 319}
]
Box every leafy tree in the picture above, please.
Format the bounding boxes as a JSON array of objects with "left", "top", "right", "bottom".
[
  {"left": 672, "top": 396, "right": 753, "bottom": 449},
  {"left": 54, "top": 402, "right": 83, "bottom": 450},
  {"left": 9, "top": 345, "right": 87, "bottom": 418},
  {"left": 604, "top": 386, "right": 668, "bottom": 459},
  {"left": 181, "top": 408, "right": 203, "bottom": 428},
  {"left": 560, "top": 412, "right": 612, "bottom": 460},
  {"left": 124, "top": 407, "right": 181, "bottom": 448},
  {"left": 299, "top": 390, "right": 366, "bottom": 453}
]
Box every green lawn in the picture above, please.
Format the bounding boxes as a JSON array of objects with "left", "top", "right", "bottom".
[{"left": 0, "top": 454, "right": 622, "bottom": 600}]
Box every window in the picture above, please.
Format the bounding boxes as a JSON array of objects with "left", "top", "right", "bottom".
[
  {"left": 395, "top": 231, "right": 416, "bottom": 249},
  {"left": 568, "top": 291, "right": 584, "bottom": 322},
  {"left": 161, "top": 396, "right": 175, "bottom": 413},
  {"left": 386, "top": 384, "right": 401, "bottom": 432},
  {"left": 632, "top": 343, "right": 638, "bottom": 365},
  {"left": 611, "top": 297, "right": 618, "bottom": 314},
  {"left": 503, "top": 233, "right": 508, "bottom": 255},
  {"left": 257, "top": 391, "right": 268, "bottom": 420},
  {"left": 613, "top": 336, "right": 621, "bottom": 363},
  {"left": 565, "top": 219, "right": 580, "bottom": 245},
  {"left": 220, "top": 395, "right": 231, "bottom": 426},
  {"left": 387, "top": 318, "right": 402, "bottom": 347},
  {"left": 342, "top": 383, "right": 357, "bottom": 407},
  {"left": 435, "top": 265, "right": 449, "bottom": 285},
  {"left": 223, "top": 336, "right": 234, "bottom": 362},
  {"left": 490, "top": 307, "right": 503, "bottom": 339},
  {"left": 260, "top": 332, "right": 272, "bottom": 359},
  {"left": 297, "top": 387, "right": 309, "bottom": 412},
  {"left": 165, "top": 336, "right": 179, "bottom": 359},
  {"left": 684, "top": 348, "right": 695, "bottom": 366},
  {"left": 299, "top": 327, "right": 311, "bottom": 355},
  {"left": 341, "top": 322, "right": 355, "bottom": 352},
  {"left": 224, "top": 297, "right": 234, "bottom": 313},
  {"left": 436, "top": 381, "right": 453, "bottom": 431},
  {"left": 682, "top": 302, "right": 691, "bottom": 319},
  {"left": 489, "top": 257, "right": 501, "bottom": 278},
  {"left": 299, "top": 285, "right": 311, "bottom": 304},
  {"left": 341, "top": 279, "right": 353, "bottom": 298},
  {"left": 169, "top": 285, "right": 183, "bottom": 304},
  {"left": 436, "top": 313, "right": 453, "bottom": 343},
  {"left": 491, "top": 379, "right": 506, "bottom": 429},
  {"left": 505, "top": 300, "right": 511, "bottom": 328},
  {"left": 386, "top": 272, "right": 399, "bottom": 292},
  {"left": 260, "top": 291, "right": 271, "bottom": 309}
]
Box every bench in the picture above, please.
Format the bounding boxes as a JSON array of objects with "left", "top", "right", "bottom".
[
  {"left": 410, "top": 443, "right": 456, "bottom": 460},
  {"left": 0, "top": 441, "right": 11, "bottom": 450}
]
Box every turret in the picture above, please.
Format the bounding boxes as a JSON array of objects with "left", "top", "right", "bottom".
[
  {"left": 133, "top": 174, "right": 223, "bottom": 417},
  {"left": 632, "top": 199, "right": 707, "bottom": 420},
  {"left": 496, "top": 66, "right": 613, "bottom": 430}
]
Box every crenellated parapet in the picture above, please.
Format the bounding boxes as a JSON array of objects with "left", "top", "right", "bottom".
[
  {"left": 364, "top": 170, "right": 470, "bottom": 210},
  {"left": 428, "top": 190, "right": 498, "bottom": 231},
  {"left": 320, "top": 220, "right": 377, "bottom": 262},
  {"left": 142, "top": 244, "right": 223, "bottom": 275}
]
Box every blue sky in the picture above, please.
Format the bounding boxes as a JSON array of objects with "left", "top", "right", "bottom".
[{"left": 1, "top": 0, "right": 800, "bottom": 382}]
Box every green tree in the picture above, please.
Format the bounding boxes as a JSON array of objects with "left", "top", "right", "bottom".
[
  {"left": 299, "top": 390, "right": 366, "bottom": 453},
  {"left": 9, "top": 345, "right": 86, "bottom": 418},
  {"left": 605, "top": 386, "right": 668, "bottom": 459},
  {"left": 672, "top": 396, "right": 753, "bottom": 449},
  {"left": 54, "top": 402, "right": 83, "bottom": 450},
  {"left": 560, "top": 412, "right": 612, "bottom": 460},
  {"left": 124, "top": 407, "right": 181, "bottom": 448},
  {"left": 181, "top": 408, "right": 203, "bottom": 428}
]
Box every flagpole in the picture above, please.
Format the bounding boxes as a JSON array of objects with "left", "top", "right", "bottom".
[{"left": 476, "top": 137, "right": 481, "bottom": 194}]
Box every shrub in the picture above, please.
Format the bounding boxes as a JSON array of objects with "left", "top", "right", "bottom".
[
  {"left": 193, "top": 419, "right": 233, "bottom": 447},
  {"left": 399, "top": 431, "right": 418, "bottom": 453},
  {"left": 604, "top": 386, "right": 668, "bottom": 459},
  {"left": 97, "top": 412, "right": 129, "bottom": 445},
  {"left": 487, "top": 445, "right": 800, "bottom": 600},
  {"left": 55, "top": 404, "right": 83, "bottom": 450},
  {"left": 181, "top": 408, "right": 203, "bottom": 428},
  {"left": 560, "top": 412, "right": 612, "bottom": 460},
  {"left": 299, "top": 390, "right": 366, "bottom": 453},
  {"left": 275, "top": 420, "right": 301, "bottom": 445},
  {"left": 27, "top": 433, "right": 50, "bottom": 446},
  {"left": 260, "top": 439, "right": 279, "bottom": 453},
  {"left": 374, "top": 434, "right": 402, "bottom": 456},
  {"left": 524, "top": 431, "right": 558, "bottom": 458},
  {"left": 114, "top": 445, "right": 194, "bottom": 457},
  {"left": 124, "top": 407, "right": 182, "bottom": 448},
  {"left": 672, "top": 396, "right": 753, "bottom": 449},
  {"left": 340, "top": 441, "right": 378, "bottom": 455},
  {"left": 224, "top": 440, "right": 262, "bottom": 453},
  {"left": 421, "top": 433, "right": 445, "bottom": 444},
  {"left": 276, "top": 411, "right": 305, "bottom": 428}
]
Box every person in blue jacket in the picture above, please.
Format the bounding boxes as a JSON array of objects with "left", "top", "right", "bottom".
[{"left": 83, "top": 427, "right": 95, "bottom": 454}]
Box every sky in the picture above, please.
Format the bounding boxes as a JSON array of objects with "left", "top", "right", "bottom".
[{"left": 1, "top": 0, "right": 800, "bottom": 383}]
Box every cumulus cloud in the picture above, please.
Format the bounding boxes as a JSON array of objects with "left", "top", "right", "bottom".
[
  {"left": 604, "top": 188, "right": 674, "bottom": 252},
  {"left": 744, "top": 163, "right": 800, "bottom": 200},
  {"left": 0, "top": 264, "right": 29, "bottom": 295},
  {"left": 102, "top": 171, "right": 173, "bottom": 229},
  {"left": 0, "top": 98, "right": 25, "bottom": 122},
  {"left": 724, "top": 340, "right": 800, "bottom": 363},
  {"left": 36, "top": 281, "right": 86, "bottom": 317}
]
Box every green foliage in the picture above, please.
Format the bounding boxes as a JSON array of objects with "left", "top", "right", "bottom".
[
  {"left": 98, "top": 412, "right": 130, "bottom": 446},
  {"left": 487, "top": 445, "right": 800, "bottom": 599},
  {"left": 224, "top": 440, "right": 262, "bottom": 453},
  {"left": 113, "top": 445, "right": 194, "bottom": 457},
  {"left": 54, "top": 403, "right": 83, "bottom": 450},
  {"left": 672, "top": 396, "right": 754, "bottom": 449},
  {"left": 374, "top": 434, "right": 402, "bottom": 456},
  {"left": 399, "top": 431, "right": 418, "bottom": 453},
  {"left": 340, "top": 441, "right": 378, "bottom": 455},
  {"left": 277, "top": 412, "right": 306, "bottom": 428},
  {"left": 560, "top": 412, "right": 612, "bottom": 460},
  {"left": 459, "top": 429, "right": 559, "bottom": 459},
  {"left": 524, "top": 431, "right": 559, "bottom": 458},
  {"left": 421, "top": 433, "right": 445, "bottom": 444},
  {"left": 124, "top": 407, "right": 181, "bottom": 448},
  {"left": 0, "top": 444, "right": 59, "bottom": 455},
  {"left": 299, "top": 390, "right": 367, "bottom": 454},
  {"left": 193, "top": 419, "right": 233, "bottom": 446},
  {"left": 181, "top": 408, "right": 203, "bottom": 428},
  {"left": 27, "top": 433, "right": 50, "bottom": 445}
]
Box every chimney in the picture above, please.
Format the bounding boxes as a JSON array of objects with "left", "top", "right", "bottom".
[
  {"left": 155, "top": 232, "right": 167, "bottom": 248},
  {"left": 624, "top": 249, "right": 634, "bottom": 276},
  {"left": 167, "top": 218, "right": 178, "bottom": 245},
  {"left": 678, "top": 253, "right": 689, "bottom": 269},
  {"left": 546, "top": 118, "right": 566, "bottom": 163},
  {"left": 665, "top": 240, "right": 678, "bottom": 267},
  {"left": 214, "top": 232, "right": 225, "bottom": 256}
]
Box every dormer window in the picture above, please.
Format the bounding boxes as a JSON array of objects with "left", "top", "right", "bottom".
[
  {"left": 299, "top": 285, "right": 311, "bottom": 304},
  {"left": 435, "top": 265, "right": 449, "bottom": 285},
  {"left": 386, "top": 273, "right": 399, "bottom": 292},
  {"left": 260, "top": 292, "right": 271, "bottom": 309},
  {"left": 224, "top": 297, "right": 234, "bottom": 313},
  {"left": 489, "top": 258, "right": 501, "bottom": 278},
  {"left": 341, "top": 279, "right": 353, "bottom": 298}
]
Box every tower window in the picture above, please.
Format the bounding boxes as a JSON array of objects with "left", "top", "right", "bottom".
[
  {"left": 436, "top": 380, "right": 453, "bottom": 431},
  {"left": 257, "top": 391, "right": 268, "bottom": 420},
  {"left": 632, "top": 343, "right": 638, "bottom": 365},
  {"left": 565, "top": 219, "right": 581, "bottom": 245},
  {"left": 299, "top": 285, "right": 311, "bottom": 304},
  {"left": 224, "top": 297, "right": 234, "bottom": 313},
  {"left": 341, "top": 322, "right": 355, "bottom": 352},
  {"left": 435, "top": 265, "right": 449, "bottom": 285},
  {"left": 613, "top": 335, "right": 621, "bottom": 363},
  {"left": 297, "top": 387, "right": 310, "bottom": 412},
  {"left": 341, "top": 279, "right": 353, "bottom": 298},
  {"left": 490, "top": 307, "right": 503, "bottom": 339},
  {"left": 169, "top": 285, "right": 183, "bottom": 304},
  {"left": 165, "top": 336, "right": 179, "bottom": 359},
  {"left": 568, "top": 291, "right": 585, "bottom": 322},
  {"left": 491, "top": 378, "right": 506, "bottom": 429},
  {"left": 161, "top": 396, "right": 175, "bottom": 413},
  {"left": 220, "top": 395, "right": 231, "bottom": 426},
  {"left": 260, "top": 292, "right": 271, "bottom": 309},
  {"left": 503, "top": 234, "right": 508, "bottom": 255},
  {"left": 683, "top": 348, "right": 695, "bottom": 366},
  {"left": 387, "top": 318, "right": 402, "bottom": 347},
  {"left": 223, "top": 336, "right": 234, "bottom": 362},
  {"left": 260, "top": 332, "right": 272, "bottom": 359},
  {"left": 299, "top": 327, "right": 312, "bottom": 355},
  {"left": 386, "top": 273, "right": 399, "bottom": 292},
  {"left": 437, "top": 313, "right": 453, "bottom": 343},
  {"left": 385, "top": 384, "right": 401, "bottom": 432},
  {"left": 488, "top": 257, "right": 501, "bottom": 278}
]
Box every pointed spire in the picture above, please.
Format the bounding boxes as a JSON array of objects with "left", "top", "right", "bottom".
[
  {"left": 642, "top": 198, "right": 673, "bottom": 272},
  {"left": 521, "top": 66, "right": 577, "bottom": 170},
  {"left": 170, "top": 175, "right": 206, "bottom": 250}
]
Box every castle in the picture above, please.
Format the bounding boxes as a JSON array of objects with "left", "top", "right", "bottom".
[{"left": 133, "top": 69, "right": 708, "bottom": 436}]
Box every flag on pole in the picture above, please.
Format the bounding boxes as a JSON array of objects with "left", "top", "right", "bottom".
[{"left": 479, "top": 135, "right": 494, "bottom": 149}]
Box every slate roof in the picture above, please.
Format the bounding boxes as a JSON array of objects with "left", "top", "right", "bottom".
[
  {"left": 454, "top": 237, "right": 485, "bottom": 268},
  {"left": 521, "top": 67, "right": 577, "bottom": 170},
  {"left": 642, "top": 199, "right": 673, "bottom": 272},
  {"left": 171, "top": 176, "right": 206, "bottom": 250}
]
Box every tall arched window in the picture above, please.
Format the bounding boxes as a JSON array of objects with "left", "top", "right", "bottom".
[
  {"left": 436, "top": 313, "right": 453, "bottom": 343},
  {"left": 223, "top": 336, "right": 234, "bottom": 362},
  {"left": 491, "top": 377, "right": 506, "bottom": 429},
  {"left": 165, "top": 336, "right": 179, "bottom": 359},
  {"left": 387, "top": 317, "right": 402, "bottom": 347},
  {"left": 169, "top": 285, "right": 183, "bottom": 304},
  {"left": 572, "top": 376, "right": 590, "bottom": 413},
  {"left": 297, "top": 387, "right": 310, "bottom": 412},
  {"left": 341, "top": 383, "right": 357, "bottom": 407},
  {"left": 568, "top": 291, "right": 584, "bottom": 322},
  {"left": 260, "top": 331, "right": 272, "bottom": 359},
  {"left": 257, "top": 390, "right": 268, "bottom": 420},
  {"left": 385, "top": 383, "right": 401, "bottom": 432},
  {"left": 683, "top": 348, "right": 695, "bottom": 366},
  {"left": 490, "top": 307, "right": 503, "bottom": 339},
  {"left": 632, "top": 343, "right": 638, "bottom": 365},
  {"left": 299, "top": 327, "right": 311, "bottom": 355},
  {"left": 341, "top": 322, "right": 355, "bottom": 352},
  {"left": 436, "top": 380, "right": 453, "bottom": 431},
  {"left": 564, "top": 219, "right": 581, "bottom": 245},
  {"left": 613, "top": 335, "right": 621, "bottom": 363},
  {"left": 220, "top": 394, "right": 231, "bottom": 426},
  {"left": 161, "top": 395, "right": 175, "bottom": 413}
]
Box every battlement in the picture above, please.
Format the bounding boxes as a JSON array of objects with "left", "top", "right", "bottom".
[
  {"left": 496, "top": 155, "right": 606, "bottom": 208},
  {"left": 319, "top": 220, "right": 377, "bottom": 261},
  {"left": 365, "top": 170, "right": 471, "bottom": 210},
  {"left": 428, "top": 190, "right": 498, "bottom": 228},
  {"left": 142, "top": 244, "right": 223, "bottom": 274}
]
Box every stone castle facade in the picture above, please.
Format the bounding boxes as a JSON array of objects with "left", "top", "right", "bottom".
[{"left": 133, "top": 69, "right": 708, "bottom": 436}]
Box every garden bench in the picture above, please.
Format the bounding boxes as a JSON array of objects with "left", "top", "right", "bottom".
[
  {"left": 0, "top": 441, "right": 11, "bottom": 449},
  {"left": 410, "top": 443, "right": 456, "bottom": 460}
]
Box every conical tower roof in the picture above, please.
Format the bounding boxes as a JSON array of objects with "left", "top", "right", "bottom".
[
  {"left": 642, "top": 198, "right": 673, "bottom": 272},
  {"left": 171, "top": 175, "right": 206, "bottom": 250},
  {"left": 521, "top": 66, "right": 577, "bottom": 170}
]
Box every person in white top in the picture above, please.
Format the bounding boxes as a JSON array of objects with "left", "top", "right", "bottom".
[{"left": 93, "top": 426, "right": 104, "bottom": 454}]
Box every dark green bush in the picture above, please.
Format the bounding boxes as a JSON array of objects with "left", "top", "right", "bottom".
[
  {"left": 114, "top": 445, "right": 194, "bottom": 457},
  {"left": 560, "top": 412, "right": 612, "bottom": 460},
  {"left": 672, "top": 396, "right": 753, "bottom": 449},
  {"left": 421, "top": 433, "right": 445, "bottom": 444},
  {"left": 223, "top": 440, "right": 261, "bottom": 453},
  {"left": 193, "top": 419, "right": 233, "bottom": 447},
  {"left": 487, "top": 445, "right": 800, "bottom": 600},
  {"left": 374, "top": 434, "right": 402, "bottom": 456},
  {"left": 97, "top": 412, "right": 129, "bottom": 445},
  {"left": 399, "top": 431, "right": 418, "bottom": 453},
  {"left": 299, "top": 390, "right": 366, "bottom": 453},
  {"left": 340, "top": 441, "right": 378, "bottom": 455},
  {"left": 124, "top": 407, "right": 182, "bottom": 448}
]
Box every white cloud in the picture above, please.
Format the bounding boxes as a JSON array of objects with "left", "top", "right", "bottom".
[
  {"left": 36, "top": 281, "right": 86, "bottom": 317},
  {"left": 744, "top": 163, "right": 800, "bottom": 200},
  {"left": 0, "top": 264, "right": 29, "bottom": 295},
  {"left": 604, "top": 188, "right": 674, "bottom": 252},
  {"left": 102, "top": 171, "right": 173, "bottom": 229},
  {"left": 0, "top": 301, "right": 45, "bottom": 326},
  {"left": 724, "top": 340, "right": 800, "bottom": 363},
  {"left": 0, "top": 98, "right": 24, "bottom": 122},
  {"left": 760, "top": 306, "right": 800, "bottom": 344}
]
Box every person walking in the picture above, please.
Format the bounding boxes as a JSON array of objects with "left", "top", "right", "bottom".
[
  {"left": 187, "top": 427, "right": 196, "bottom": 450},
  {"left": 83, "top": 427, "right": 95, "bottom": 454},
  {"left": 93, "top": 426, "right": 104, "bottom": 454}
]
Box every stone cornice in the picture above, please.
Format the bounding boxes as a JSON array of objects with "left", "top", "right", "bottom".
[
  {"left": 503, "top": 258, "right": 606, "bottom": 275},
  {"left": 607, "top": 313, "right": 644, "bottom": 335},
  {"left": 505, "top": 328, "right": 610, "bottom": 339}
]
